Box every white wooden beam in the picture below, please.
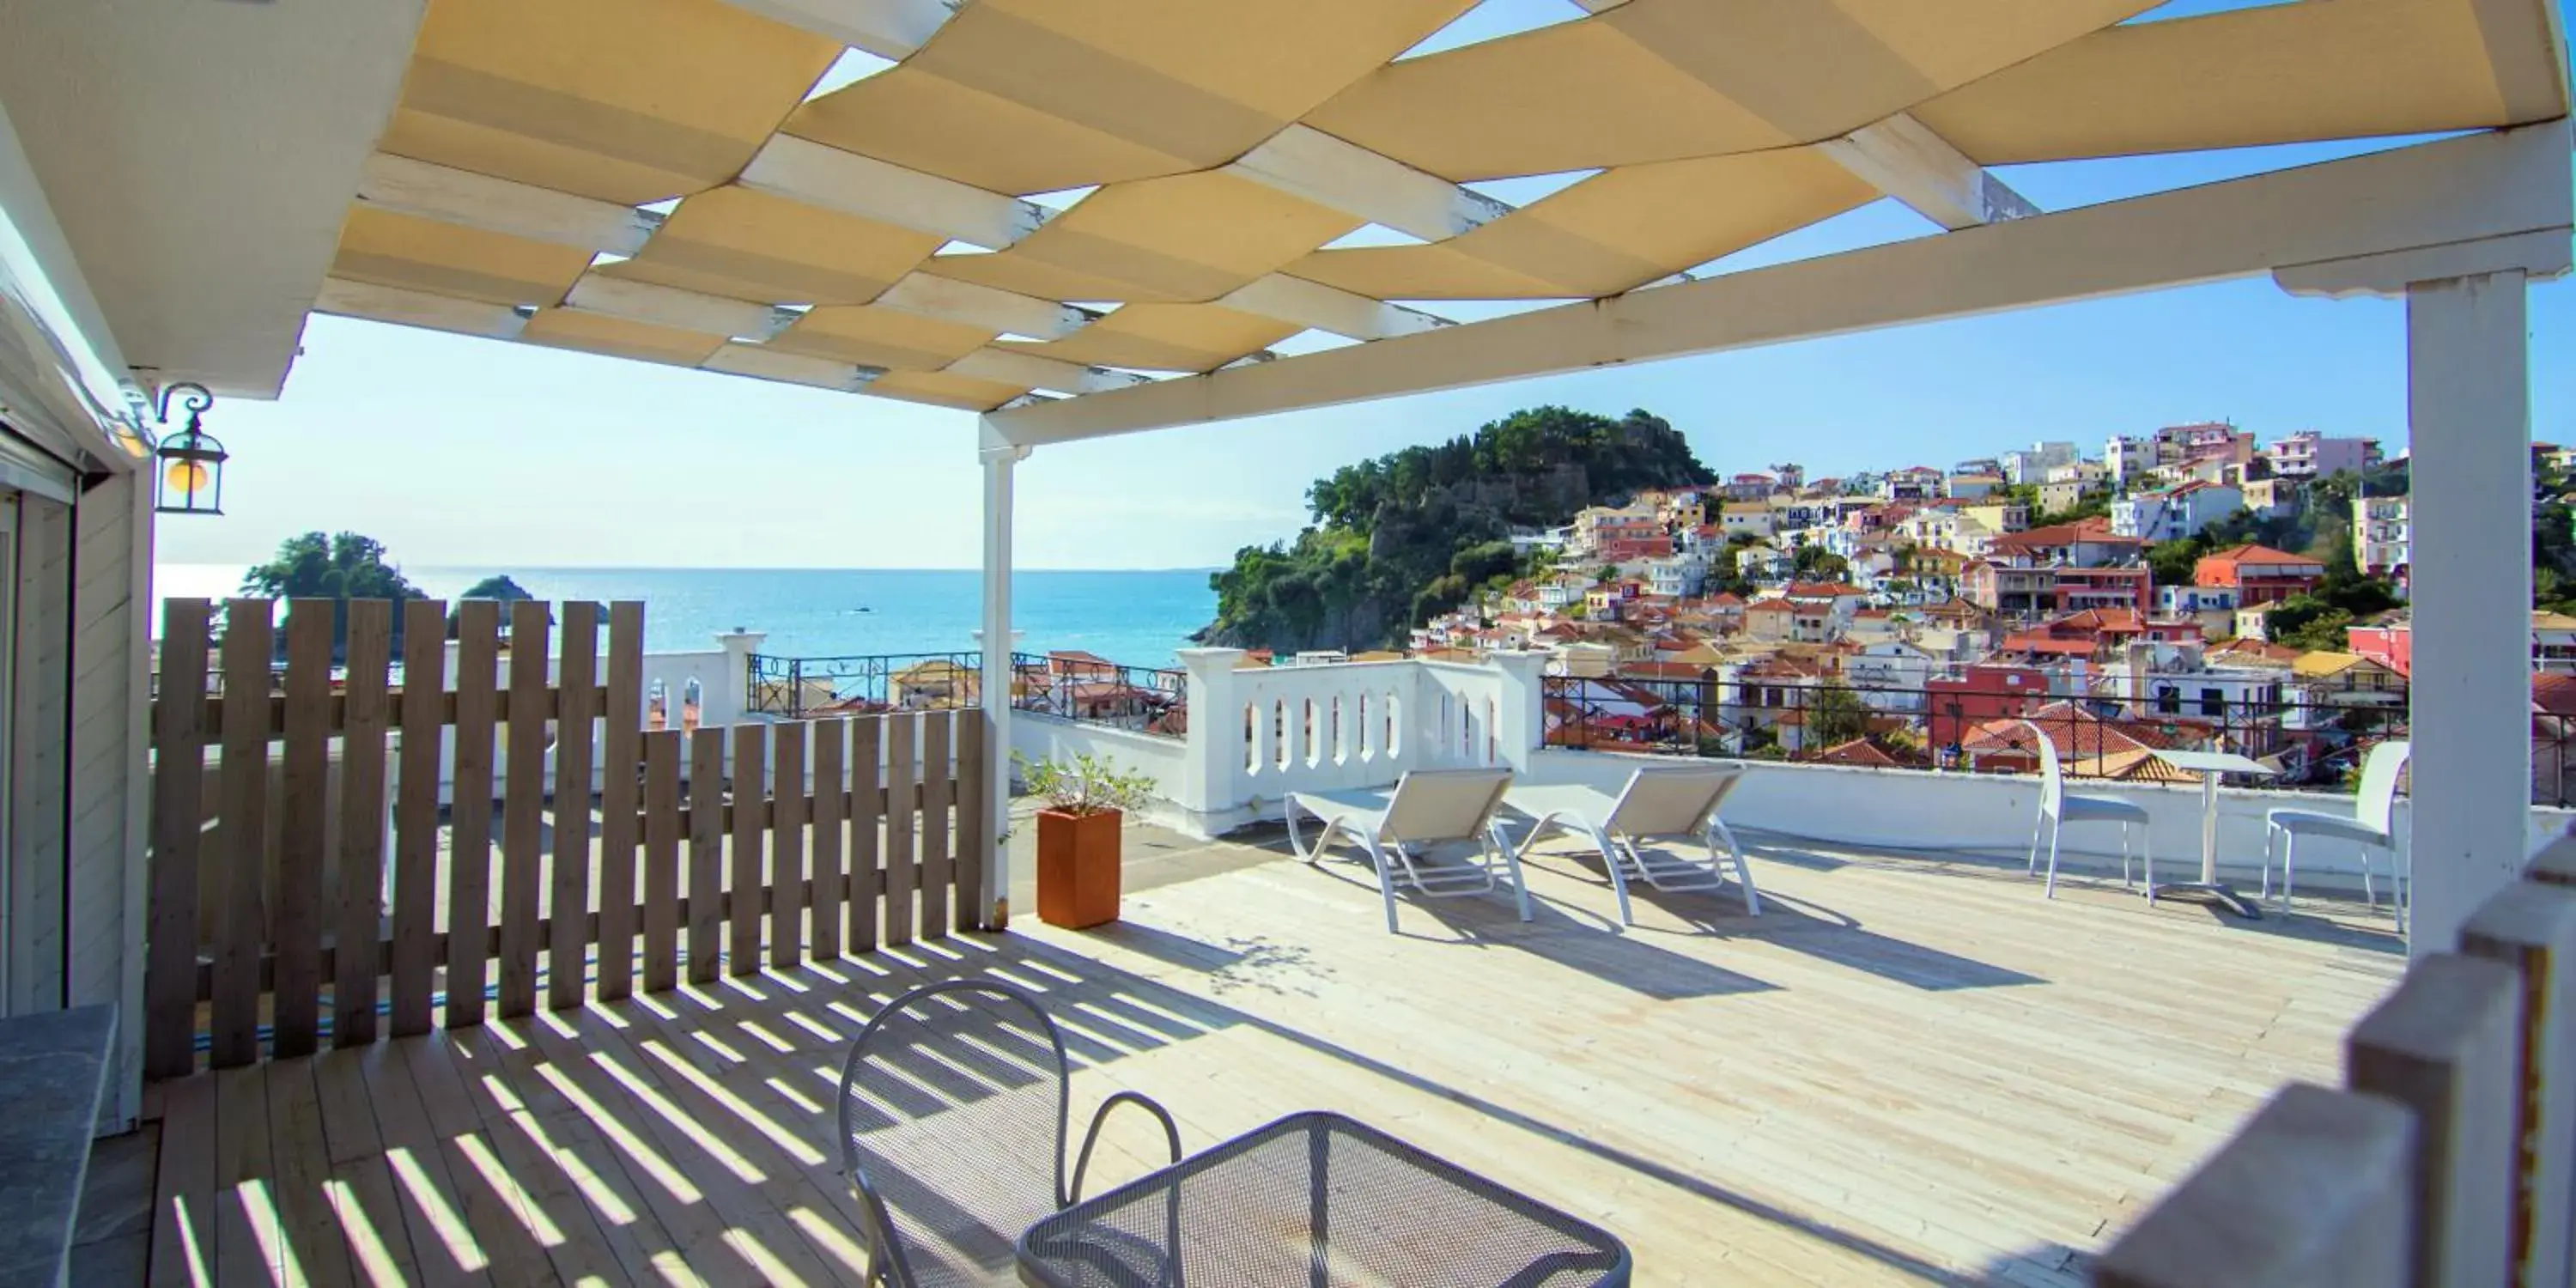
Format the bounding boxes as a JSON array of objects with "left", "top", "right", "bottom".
[
  {"left": 875, "top": 272, "right": 1096, "bottom": 339},
  {"left": 313, "top": 277, "right": 532, "bottom": 340},
  {"left": 715, "top": 0, "right": 957, "bottom": 61},
  {"left": 1818, "top": 111, "right": 2037, "bottom": 231},
  {"left": 1218, "top": 274, "right": 1453, "bottom": 340},
  {"left": 1224, "top": 125, "right": 1511, "bottom": 243},
  {"left": 701, "top": 342, "right": 881, "bottom": 391},
  {"left": 2275, "top": 228, "right": 2574, "bottom": 299},
  {"left": 562, "top": 273, "right": 787, "bottom": 339},
  {"left": 355, "top": 153, "right": 660, "bottom": 255},
  {"left": 949, "top": 348, "right": 1153, "bottom": 396},
  {"left": 740, "top": 135, "right": 1048, "bottom": 251},
  {"left": 991, "top": 121, "right": 2571, "bottom": 447}
]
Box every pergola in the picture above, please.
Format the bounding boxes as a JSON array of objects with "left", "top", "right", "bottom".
[{"left": 0, "top": 0, "right": 2568, "bottom": 963}]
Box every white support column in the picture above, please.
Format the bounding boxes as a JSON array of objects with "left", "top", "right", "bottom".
[
  {"left": 2408, "top": 269, "right": 2533, "bottom": 954},
  {"left": 1483, "top": 651, "right": 1552, "bottom": 775},
  {"left": 976, "top": 421, "right": 1026, "bottom": 929},
  {"left": 1176, "top": 648, "right": 1249, "bottom": 829}
]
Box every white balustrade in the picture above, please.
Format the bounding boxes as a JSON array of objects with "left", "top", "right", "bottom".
[{"left": 1169, "top": 649, "right": 1550, "bottom": 834}]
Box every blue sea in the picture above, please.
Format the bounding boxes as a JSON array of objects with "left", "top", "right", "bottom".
[{"left": 151, "top": 565, "right": 1218, "bottom": 666}]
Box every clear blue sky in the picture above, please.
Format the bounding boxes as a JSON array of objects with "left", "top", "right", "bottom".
[{"left": 159, "top": 0, "right": 2575, "bottom": 574}]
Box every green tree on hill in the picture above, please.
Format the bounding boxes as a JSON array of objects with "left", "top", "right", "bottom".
[
  {"left": 1206, "top": 406, "right": 1714, "bottom": 652},
  {"left": 2264, "top": 597, "right": 2356, "bottom": 652},
  {"left": 239, "top": 531, "right": 428, "bottom": 659},
  {"left": 447, "top": 574, "right": 543, "bottom": 637},
  {"left": 1792, "top": 544, "right": 1849, "bottom": 581},
  {"left": 1807, "top": 679, "right": 1870, "bottom": 748}
]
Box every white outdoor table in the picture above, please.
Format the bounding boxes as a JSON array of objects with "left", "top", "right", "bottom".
[{"left": 2148, "top": 749, "right": 2276, "bottom": 919}]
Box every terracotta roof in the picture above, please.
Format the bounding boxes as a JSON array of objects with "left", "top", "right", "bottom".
[
  {"left": 1959, "top": 701, "right": 2186, "bottom": 757},
  {"left": 2053, "top": 608, "right": 2147, "bottom": 634},
  {"left": 2204, "top": 544, "right": 2324, "bottom": 567},
  {"left": 2537, "top": 673, "right": 2576, "bottom": 718},
  {"left": 1783, "top": 580, "right": 1865, "bottom": 598},
  {"left": 1990, "top": 519, "right": 2146, "bottom": 550},
  {"left": 1811, "top": 738, "right": 1901, "bottom": 768},
  {"left": 1744, "top": 599, "right": 1795, "bottom": 615}
]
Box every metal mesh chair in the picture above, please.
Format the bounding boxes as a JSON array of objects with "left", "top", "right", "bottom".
[{"left": 835, "top": 979, "right": 1182, "bottom": 1287}]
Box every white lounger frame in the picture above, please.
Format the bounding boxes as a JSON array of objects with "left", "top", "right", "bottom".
[
  {"left": 1515, "top": 767, "right": 1761, "bottom": 926},
  {"left": 1285, "top": 769, "right": 1533, "bottom": 933}
]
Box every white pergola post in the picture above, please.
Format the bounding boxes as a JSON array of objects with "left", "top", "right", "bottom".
[
  {"left": 2407, "top": 269, "right": 2534, "bottom": 952},
  {"left": 975, "top": 422, "right": 1025, "bottom": 929},
  {"left": 2276, "top": 234, "right": 2568, "bottom": 952}
]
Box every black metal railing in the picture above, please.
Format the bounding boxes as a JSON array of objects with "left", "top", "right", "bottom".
[
  {"left": 747, "top": 650, "right": 1188, "bottom": 736},
  {"left": 1540, "top": 671, "right": 2460, "bottom": 799},
  {"left": 1006, "top": 653, "right": 1187, "bottom": 736},
  {"left": 745, "top": 651, "right": 985, "bottom": 718}
]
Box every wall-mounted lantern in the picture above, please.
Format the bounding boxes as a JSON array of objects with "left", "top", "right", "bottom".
[{"left": 150, "top": 382, "right": 225, "bottom": 516}]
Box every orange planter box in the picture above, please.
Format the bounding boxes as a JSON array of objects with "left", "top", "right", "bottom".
[{"left": 1036, "top": 809, "right": 1123, "bottom": 929}]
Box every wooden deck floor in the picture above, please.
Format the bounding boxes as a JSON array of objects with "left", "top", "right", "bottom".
[{"left": 143, "top": 830, "right": 2406, "bottom": 1287}]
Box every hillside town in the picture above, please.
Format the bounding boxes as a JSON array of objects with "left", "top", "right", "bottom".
[{"left": 1387, "top": 422, "right": 2572, "bottom": 804}]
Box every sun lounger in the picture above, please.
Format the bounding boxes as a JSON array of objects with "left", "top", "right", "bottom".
[
  {"left": 1284, "top": 768, "right": 1531, "bottom": 933},
  {"left": 1502, "top": 766, "right": 1761, "bottom": 925}
]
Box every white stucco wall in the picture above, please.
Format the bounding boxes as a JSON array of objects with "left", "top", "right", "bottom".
[
  {"left": 1007, "top": 713, "right": 1196, "bottom": 832},
  {"left": 1528, "top": 747, "right": 2570, "bottom": 896}
]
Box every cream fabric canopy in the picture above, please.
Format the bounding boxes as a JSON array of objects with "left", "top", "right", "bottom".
[{"left": 312, "top": 0, "right": 2571, "bottom": 413}]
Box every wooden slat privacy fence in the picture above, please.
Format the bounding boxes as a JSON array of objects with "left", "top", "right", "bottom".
[
  {"left": 2098, "top": 842, "right": 2576, "bottom": 1288},
  {"left": 143, "top": 597, "right": 989, "bottom": 1078}
]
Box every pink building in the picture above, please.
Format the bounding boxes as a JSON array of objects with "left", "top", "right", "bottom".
[{"left": 2265, "top": 430, "right": 2379, "bottom": 478}]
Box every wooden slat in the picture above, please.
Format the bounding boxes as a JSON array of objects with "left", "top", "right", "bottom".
[
  {"left": 547, "top": 602, "right": 599, "bottom": 1012},
  {"left": 210, "top": 599, "right": 274, "bottom": 1069},
  {"left": 729, "top": 723, "right": 766, "bottom": 975},
  {"left": 390, "top": 599, "right": 447, "bottom": 1036},
  {"left": 2461, "top": 879, "right": 2576, "bottom": 1288},
  {"left": 334, "top": 599, "right": 393, "bottom": 1048},
  {"left": 2095, "top": 1085, "right": 2414, "bottom": 1288},
  {"left": 955, "top": 711, "right": 987, "bottom": 933},
  {"left": 884, "top": 712, "right": 917, "bottom": 946},
  {"left": 145, "top": 598, "right": 211, "bottom": 1078},
  {"left": 498, "top": 600, "right": 551, "bottom": 1018},
  {"left": 145, "top": 1074, "right": 216, "bottom": 1286},
  {"left": 265, "top": 1054, "right": 359, "bottom": 1286},
  {"left": 850, "top": 714, "right": 882, "bottom": 953},
  {"left": 2344, "top": 953, "right": 2520, "bottom": 1288},
  {"left": 920, "top": 710, "right": 952, "bottom": 939},
  {"left": 594, "top": 601, "right": 645, "bottom": 1001},
  {"left": 687, "top": 728, "right": 722, "bottom": 985},
  {"left": 169, "top": 683, "right": 612, "bottom": 744},
  {"left": 769, "top": 723, "right": 805, "bottom": 968},
  {"left": 810, "top": 719, "right": 844, "bottom": 960},
  {"left": 272, "top": 599, "right": 334, "bottom": 1058},
  {"left": 447, "top": 600, "right": 501, "bottom": 1029},
  {"left": 641, "top": 729, "right": 682, "bottom": 993}
]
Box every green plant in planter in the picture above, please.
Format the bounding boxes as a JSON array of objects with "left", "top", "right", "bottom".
[{"left": 1017, "top": 751, "right": 1157, "bottom": 817}]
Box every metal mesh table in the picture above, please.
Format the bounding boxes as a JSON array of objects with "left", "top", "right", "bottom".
[{"left": 1017, "top": 1110, "right": 1631, "bottom": 1287}]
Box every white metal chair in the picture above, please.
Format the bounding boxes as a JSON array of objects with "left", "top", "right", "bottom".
[
  {"left": 2263, "top": 739, "right": 2410, "bottom": 927},
  {"left": 1502, "top": 766, "right": 1761, "bottom": 926},
  {"left": 1285, "top": 768, "right": 1532, "bottom": 933},
  {"left": 2022, "top": 720, "right": 2154, "bottom": 900}
]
